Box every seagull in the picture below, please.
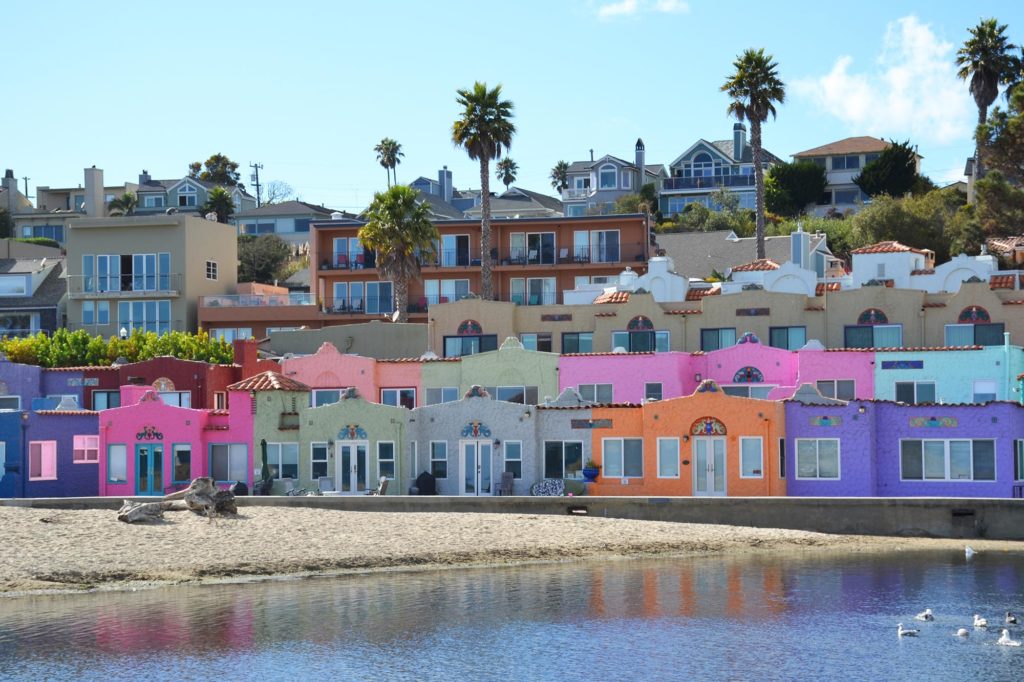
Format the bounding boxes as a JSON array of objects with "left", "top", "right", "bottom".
[
  {"left": 1007, "top": 611, "right": 1019, "bottom": 625},
  {"left": 998, "top": 629, "right": 1022, "bottom": 647},
  {"left": 965, "top": 546, "right": 977, "bottom": 559},
  {"left": 915, "top": 609, "right": 934, "bottom": 622},
  {"left": 898, "top": 623, "right": 920, "bottom": 637},
  {"left": 974, "top": 614, "right": 988, "bottom": 628},
  {"left": 955, "top": 628, "right": 970, "bottom": 638}
]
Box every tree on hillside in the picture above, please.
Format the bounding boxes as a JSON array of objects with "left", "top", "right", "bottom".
[
  {"left": 238, "top": 234, "right": 292, "bottom": 284},
  {"left": 107, "top": 192, "right": 138, "bottom": 216},
  {"left": 374, "top": 138, "right": 404, "bottom": 188},
  {"left": 189, "top": 153, "right": 243, "bottom": 188},
  {"left": 956, "top": 18, "right": 1017, "bottom": 176},
  {"left": 550, "top": 160, "right": 569, "bottom": 193},
  {"left": 722, "top": 48, "right": 786, "bottom": 259},
  {"left": 612, "top": 183, "right": 663, "bottom": 222},
  {"left": 978, "top": 88, "right": 1024, "bottom": 182},
  {"left": 849, "top": 190, "right": 966, "bottom": 263},
  {"left": 200, "top": 186, "right": 235, "bottom": 223},
  {"left": 359, "top": 185, "right": 439, "bottom": 323},
  {"left": 0, "top": 208, "right": 12, "bottom": 239},
  {"left": 452, "top": 82, "right": 515, "bottom": 300},
  {"left": 765, "top": 161, "right": 827, "bottom": 217},
  {"left": 974, "top": 171, "right": 1024, "bottom": 239},
  {"left": 264, "top": 180, "right": 295, "bottom": 205},
  {"left": 854, "top": 140, "right": 926, "bottom": 198},
  {"left": 496, "top": 157, "right": 519, "bottom": 190}
]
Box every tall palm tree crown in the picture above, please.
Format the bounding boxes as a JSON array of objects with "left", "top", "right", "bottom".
[
  {"left": 496, "top": 158, "right": 519, "bottom": 190},
  {"left": 107, "top": 192, "right": 138, "bottom": 216},
  {"left": 956, "top": 19, "right": 1017, "bottom": 176},
  {"left": 452, "top": 82, "right": 515, "bottom": 301},
  {"left": 722, "top": 48, "right": 785, "bottom": 260},
  {"left": 550, "top": 160, "right": 570, "bottom": 193},
  {"left": 374, "top": 138, "right": 404, "bottom": 187},
  {"left": 359, "top": 185, "right": 439, "bottom": 323}
]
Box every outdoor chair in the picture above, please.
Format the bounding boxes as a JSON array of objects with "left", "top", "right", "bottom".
[
  {"left": 336, "top": 254, "right": 348, "bottom": 269},
  {"left": 497, "top": 471, "right": 514, "bottom": 496},
  {"left": 367, "top": 475, "right": 388, "bottom": 496},
  {"left": 558, "top": 247, "right": 570, "bottom": 263}
]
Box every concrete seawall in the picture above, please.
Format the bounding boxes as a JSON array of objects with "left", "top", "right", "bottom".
[{"left": 4, "top": 496, "right": 1023, "bottom": 541}]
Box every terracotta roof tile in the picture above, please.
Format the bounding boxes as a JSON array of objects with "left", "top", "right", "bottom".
[
  {"left": 851, "top": 241, "right": 930, "bottom": 255},
  {"left": 922, "top": 302, "right": 947, "bottom": 308},
  {"left": 815, "top": 282, "right": 841, "bottom": 295},
  {"left": 35, "top": 409, "right": 99, "bottom": 415},
  {"left": 378, "top": 357, "right": 461, "bottom": 363},
  {"left": 731, "top": 258, "right": 779, "bottom": 272},
  {"left": 804, "top": 305, "right": 825, "bottom": 311},
  {"left": 227, "top": 371, "right": 310, "bottom": 392},
  {"left": 1003, "top": 299, "right": 1024, "bottom": 305},
  {"left": 825, "top": 345, "right": 983, "bottom": 352},
  {"left": 561, "top": 351, "right": 657, "bottom": 357},
  {"left": 911, "top": 269, "right": 935, "bottom": 276},
  {"left": 664, "top": 309, "right": 702, "bottom": 315},
  {"left": 595, "top": 311, "right": 618, "bottom": 317},
  {"left": 990, "top": 274, "right": 1024, "bottom": 290},
  {"left": 793, "top": 136, "right": 890, "bottom": 157},
  {"left": 686, "top": 287, "right": 720, "bottom": 301},
  {"left": 593, "top": 290, "right": 630, "bottom": 304},
  {"left": 986, "top": 236, "right": 1024, "bottom": 255}
]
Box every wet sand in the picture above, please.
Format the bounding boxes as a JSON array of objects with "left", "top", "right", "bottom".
[{"left": 1, "top": 506, "right": 1019, "bottom": 596}]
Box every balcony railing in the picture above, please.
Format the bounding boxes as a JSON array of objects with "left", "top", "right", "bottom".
[
  {"left": 663, "top": 175, "right": 756, "bottom": 191},
  {"left": 562, "top": 188, "right": 592, "bottom": 200},
  {"left": 68, "top": 274, "right": 183, "bottom": 298},
  {"left": 323, "top": 251, "right": 376, "bottom": 270},
  {"left": 498, "top": 244, "right": 646, "bottom": 266},
  {"left": 407, "top": 292, "right": 471, "bottom": 313},
  {"left": 202, "top": 293, "right": 315, "bottom": 307},
  {"left": 0, "top": 328, "right": 38, "bottom": 339},
  {"left": 325, "top": 295, "right": 394, "bottom": 315},
  {"left": 507, "top": 292, "right": 558, "bottom": 306},
  {"left": 422, "top": 249, "right": 476, "bottom": 268}
]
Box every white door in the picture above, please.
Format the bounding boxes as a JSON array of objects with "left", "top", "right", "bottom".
[
  {"left": 461, "top": 441, "right": 492, "bottom": 495},
  {"left": 693, "top": 437, "right": 726, "bottom": 496},
  {"left": 336, "top": 442, "right": 368, "bottom": 494}
]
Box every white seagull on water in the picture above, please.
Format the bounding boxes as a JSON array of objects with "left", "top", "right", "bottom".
[
  {"left": 998, "top": 629, "right": 1022, "bottom": 647},
  {"left": 965, "top": 546, "right": 976, "bottom": 559},
  {"left": 1007, "top": 611, "right": 1019, "bottom": 625},
  {"left": 955, "top": 628, "right": 970, "bottom": 638},
  {"left": 974, "top": 614, "right": 988, "bottom": 628},
  {"left": 897, "top": 623, "right": 920, "bottom": 637},
  {"left": 915, "top": 608, "right": 934, "bottom": 621}
]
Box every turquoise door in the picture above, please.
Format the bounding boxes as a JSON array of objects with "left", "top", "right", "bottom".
[{"left": 136, "top": 444, "right": 164, "bottom": 495}]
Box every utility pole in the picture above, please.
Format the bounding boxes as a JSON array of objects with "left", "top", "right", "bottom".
[
  {"left": 21, "top": 176, "right": 30, "bottom": 198},
  {"left": 249, "top": 162, "right": 263, "bottom": 207}
]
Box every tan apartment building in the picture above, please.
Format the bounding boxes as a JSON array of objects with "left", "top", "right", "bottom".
[{"left": 65, "top": 214, "right": 237, "bottom": 336}]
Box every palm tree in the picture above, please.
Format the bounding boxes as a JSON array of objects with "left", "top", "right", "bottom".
[
  {"left": 550, "top": 160, "right": 569, "bottom": 193},
  {"left": 359, "top": 185, "right": 439, "bottom": 323},
  {"left": 452, "top": 82, "right": 515, "bottom": 300},
  {"left": 200, "top": 187, "right": 235, "bottom": 223},
  {"left": 374, "top": 138, "right": 404, "bottom": 187},
  {"left": 107, "top": 192, "right": 138, "bottom": 216},
  {"left": 496, "top": 158, "right": 519, "bottom": 190},
  {"left": 721, "top": 48, "right": 785, "bottom": 260},
  {"left": 956, "top": 19, "right": 1017, "bottom": 176}
]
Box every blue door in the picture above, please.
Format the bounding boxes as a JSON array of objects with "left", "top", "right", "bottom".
[{"left": 136, "top": 444, "right": 164, "bottom": 495}]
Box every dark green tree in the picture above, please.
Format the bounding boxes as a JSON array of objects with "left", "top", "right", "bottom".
[
  {"left": 200, "top": 186, "right": 236, "bottom": 223},
  {"left": 374, "top": 138, "right": 404, "bottom": 188},
  {"left": 977, "top": 88, "right": 1024, "bottom": 182},
  {"left": 238, "top": 234, "right": 292, "bottom": 283},
  {"left": 854, "top": 140, "right": 924, "bottom": 198},
  {"left": 974, "top": 170, "right": 1024, "bottom": 238},
  {"left": 496, "top": 157, "right": 519, "bottom": 190},
  {"left": 550, "top": 160, "right": 569, "bottom": 193},
  {"left": 956, "top": 19, "right": 1017, "bottom": 176},
  {"left": 765, "top": 161, "right": 827, "bottom": 216},
  {"left": 189, "top": 153, "right": 244, "bottom": 188},
  {"left": 106, "top": 191, "right": 138, "bottom": 216},
  {"left": 0, "top": 208, "right": 12, "bottom": 239}
]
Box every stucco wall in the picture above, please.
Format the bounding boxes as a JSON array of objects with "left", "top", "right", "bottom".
[
  {"left": 558, "top": 353, "right": 683, "bottom": 404},
  {"left": 785, "top": 402, "right": 876, "bottom": 496},
  {"left": 24, "top": 412, "right": 99, "bottom": 497},
  {"left": 874, "top": 347, "right": 1020, "bottom": 403}
]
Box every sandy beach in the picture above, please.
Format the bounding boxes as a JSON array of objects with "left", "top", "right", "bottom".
[{"left": 1, "top": 506, "right": 1021, "bottom": 596}]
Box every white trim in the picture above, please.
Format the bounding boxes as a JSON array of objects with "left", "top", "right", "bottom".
[
  {"left": 794, "top": 438, "right": 841, "bottom": 480},
  {"left": 376, "top": 440, "right": 396, "bottom": 480},
  {"left": 668, "top": 139, "right": 735, "bottom": 169},
  {"left": 656, "top": 437, "right": 680, "bottom": 478},
  {"left": 310, "top": 441, "right": 329, "bottom": 481},
  {"left": 601, "top": 437, "right": 643, "bottom": 478},
  {"left": 739, "top": 436, "right": 763, "bottom": 479},
  {"left": 503, "top": 440, "right": 523, "bottom": 480},
  {"left": 898, "top": 438, "right": 997, "bottom": 482},
  {"left": 430, "top": 440, "right": 448, "bottom": 479}
]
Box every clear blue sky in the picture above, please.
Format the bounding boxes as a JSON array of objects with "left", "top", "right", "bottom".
[{"left": 3, "top": 1, "right": 1023, "bottom": 211}]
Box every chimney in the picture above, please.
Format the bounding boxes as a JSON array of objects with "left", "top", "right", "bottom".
[
  {"left": 83, "top": 166, "right": 105, "bottom": 217},
  {"left": 634, "top": 138, "right": 646, "bottom": 187},
  {"left": 233, "top": 338, "right": 259, "bottom": 376},
  {"left": 589, "top": 149, "right": 594, "bottom": 162},
  {"left": 733, "top": 123, "right": 747, "bottom": 161},
  {"left": 791, "top": 223, "right": 811, "bottom": 271},
  {"left": 139, "top": 169, "right": 151, "bottom": 185},
  {"left": 2, "top": 170, "right": 18, "bottom": 212},
  {"left": 438, "top": 166, "right": 453, "bottom": 203}
]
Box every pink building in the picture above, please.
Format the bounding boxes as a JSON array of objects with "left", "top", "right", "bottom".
[
  {"left": 558, "top": 352, "right": 690, "bottom": 403},
  {"left": 280, "top": 342, "right": 423, "bottom": 407},
  {"left": 98, "top": 384, "right": 254, "bottom": 497}
]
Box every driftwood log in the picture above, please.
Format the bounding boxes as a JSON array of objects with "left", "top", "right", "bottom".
[
  {"left": 117, "top": 499, "right": 170, "bottom": 523},
  {"left": 179, "top": 477, "right": 237, "bottom": 521}
]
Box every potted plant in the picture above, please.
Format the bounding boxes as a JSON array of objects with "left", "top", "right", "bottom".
[{"left": 582, "top": 458, "right": 600, "bottom": 483}]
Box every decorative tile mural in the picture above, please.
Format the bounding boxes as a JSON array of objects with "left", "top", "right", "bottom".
[
  {"left": 810, "top": 416, "right": 842, "bottom": 427},
  {"left": 909, "top": 416, "right": 958, "bottom": 428},
  {"left": 338, "top": 424, "right": 368, "bottom": 439},
  {"left": 881, "top": 360, "right": 924, "bottom": 370},
  {"left": 461, "top": 420, "right": 492, "bottom": 438},
  {"left": 690, "top": 416, "right": 727, "bottom": 436}
]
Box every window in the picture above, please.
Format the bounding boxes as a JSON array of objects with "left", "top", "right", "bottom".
[
  {"left": 212, "top": 328, "right": 253, "bottom": 343},
  {"left": 831, "top": 155, "right": 861, "bottom": 170},
  {"left": 510, "top": 277, "right": 556, "bottom": 305},
  {"left": 0, "top": 395, "right": 21, "bottom": 411},
  {"left": 740, "top": 437, "right": 763, "bottom": 478},
  {"left": 701, "top": 328, "right": 737, "bottom": 352},
  {"left": 835, "top": 189, "right": 863, "bottom": 204},
  {"left": 810, "top": 158, "right": 826, "bottom": 169},
  {"left": 29, "top": 441, "right": 57, "bottom": 480},
  {"left": 118, "top": 299, "right": 172, "bottom": 335},
  {"left": 504, "top": 441, "right": 522, "bottom": 479},
  {"left": 900, "top": 440, "right": 995, "bottom": 481},
  {"left": 578, "top": 384, "right": 613, "bottom": 403},
  {"left": 365, "top": 281, "right": 394, "bottom": 314},
  {"left": 24, "top": 224, "right": 64, "bottom": 241},
  {"left": 96, "top": 301, "right": 110, "bottom": 325},
  {"left": 779, "top": 438, "right": 786, "bottom": 478},
  {"left": 722, "top": 385, "right": 774, "bottom": 399},
  {"left": 895, "top": 382, "right": 936, "bottom": 405},
  {"left": 574, "top": 229, "right": 620, "bottom": 263},
  {"left": 769, "top": 326, "right": 806, "bottom": 350},
  {"left": 311, "top": 443, "right": 329, "bottom": 480},
  {"left": 142, "top": 195, "right": 165, "bottom": 208},
  {"left": 430, "top": 441, "right": 448, "bottom": 479},
  {"left": 210, "top": 443, "right": 248, "bottom": 482},
  {"left": 214, "top": 392, "right": 226, "bottom": 410},
  {"left": 565, "top": 204, "right": 586, "bottom": 217},
  {"left": 178, "top": 184, "right": 197, "bottom": 207},
  {"left": 545, "top": 441, "right": 584, "bottom": 479},
  {"left": 1016, "top": 440, "right": 1024, "bottom": 481},
  {"left": 73, "top": 435, "right": 99, "bottom": 463},
  {"left": 603, "top": 438, "right": 643, "bottom": 478},
  {"left": 266, "top": 442, "right": 299, "bottom": 479},
  {"left": 443, "top": 335, "right": 498, "bottom": 357},
  {"left": 844, "top": 324, "right": 902, "bottom": 348},
  {"left": 796, "top": 439, "right": 840, "bottom": 479},
  {"left": 562, "top": 332, "right": 593, "bottom": 354},
  {"left": 159, "top": 391, "right": 191, "bottom": 408},
  {"left": 423, "top": 278, "right": 470, "bottom": 305},
  {"left": 495, "top": 386, "right": 533, "bottom": 404},
  {"left": 611, "top": 330, "right": 668, "bottom": 353},
  {"left": 172, "top": 444, "right": 191, "bottom": 482},
  {"left": 645, "top": 383, "right": 663, "bottom": 401},
  {"left": 520, "top": 333, "right": 552, "bottom": 352},
  {"left": 312, "top": 389, "right": 344, "bottom": 407},
  {"left": 944, "top": 323, "right": 1005, "bottom": 346},
  {"left": 83, "top": 300, "right": 94, "bottom": 324},
  {"left": 599, "top": 164, "right": 617, "bottom": 189},
  {"left": 865, "top": 153, "right": 880, "bottom": 164},
  {"left": 973, "top": 380, "right": 997, "bottom": 403},
  {"left": 378, "top": 441, "right": 395, "bottom": 479},
  {"left": 381, "top": 388, "right": 416, "bottom": 409},
  {"left": 108, "top": 444, "right": 128, "bottom": 483},
  {"left": 206, "top": 261, "right": 218, "bottom": 280},
  {"left": 816, "top": 380, "right": 856, "bottom": 401},
  {"left": 657, "top": 438, "right": 680, "bottom": 478},
  {"left": 425, "top": 387, "right": 459, "bottom": 405}
]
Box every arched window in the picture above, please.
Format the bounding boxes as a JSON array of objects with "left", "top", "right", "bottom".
[
  {"left": 690, "top": 416, "right": 727, "bottom": 435},
  {"left": 457, "top": 319, "right": 483, "bottom": 336},
  {"left": 598, "top": 164, "right": 617, "bottom": 190},
  {"left": 958, "top": 306, "right": 990, "bottom": 323},
  {"left": 857, "top": 308, "right": 888, "bottom": 325},
  {"left": 627, "top": 315, "right": 654, "bottom": 331},
  {"left": 732, "top": 366, "right": 764, "bottom": 383}
]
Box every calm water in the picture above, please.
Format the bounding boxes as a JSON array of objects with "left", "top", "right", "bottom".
[{"left": 1, "top": 551, "right": 1023, "bottom": 680}]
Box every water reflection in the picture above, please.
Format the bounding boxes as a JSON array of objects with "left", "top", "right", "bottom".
[{"left": 1, "top": 551, "right": 1022, "bottom": 679}]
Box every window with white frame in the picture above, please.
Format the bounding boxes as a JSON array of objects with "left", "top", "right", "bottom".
[
  {"left": 378, "top": 441, "right": 395, "bottom": 479},
  {"left": 796, "top": 439, "right": 840, "bottom": 479},
  {"left": 0, "top": 395, "right": 22, "bottom": 411},
  {"left": 944, "top": 323, "right": 1005, "bottom": 346},
  {"left": 602, "top": 438, "right": 643, "bottom": 478},
  {"left": 611, "top": 330, "right": 669, "bottom": 353},
  {"left": 504, "top": 441, "right": 522, "bottom": 479},
  {"left": 312, "top": 389, "right": 345, "bottom": 407},
  {"left": 578, "top": 384, "right": 613, "bottom": 403},
  {"left": 972, "top": 380, "right": 997, "bottom": 403},
  {"left": 645, "top": 383, "right": 663, "bottom": 401},
  {"left": 520, "top": 333, "right": 552, "bottom": 352},
  {"left": 73, "top": 435, "right": 99, "bottom": 463},
  {"left": 482, "top": 386, "right": 538, "bottom": 404},
  {"left": 118, "top": 299, "right": 172, "bottom": 335},
  {"left": 206, "top": 261, "right": 218, "bottom": 280},
  {"left": 311, "top": 442, "right": 329, "bottom": 480},
  {"left": 212, "top": 328, "right": 252, "bottom": 343},
  {"left": 214, "top": 392, "right": 226, "bottom": 410},
  {"left": 657, "top": 438, "right": 680, "bottom": 478},
  {"left": 107, "top": 444, "right": 128, "bottom": 483},
  {"left": 159, "top": 391, "right": 191, "bottom": 408},
  {"left": 430, "top": 441, "right": 448, "bottom": 479},
  {"left": 816, "top": 380, "right": 856, "bottom": 401},
  {"left": 700, "top": 328, "right": 736, "bottom": 352},
  {"left": 1015, "top": 440, "right": 1024, "bottom": 481},
  {"left": 266, "top": 442, "right": 298, "bottom": 479},
  {"left": 29, "top": 441, "right": 57, "bottom": 481},
  {"left": 544, "top": 440, "right": 584, "bottom": 479},
  {"left": 425, "top": 387, "right": 459, "bottom": 404},
  {"left": 722, "top": 385, "right": 774, "bottom": 399},
  {"left": 900, "top": 439, "right": 995, "bottom": 481},
  {"left": 381, "top": 388, "right": 416, "bottom": 409},
  {"left": 740, "top": 437, "right": 763, "bottom": 478},
  {"left": 210, "top": 443, "right": 247, "bottom": 482},
  {"left": 895, "top": 381, "right": 935, "bottom": 405},
  {"left": 769, "top": 326, "right": 806, "bottom": 350},
  {"left": 178, "top": 184, "right": 197, "bottom": 207},
  {"left": 172, "top": 444, "right": 191, "bottom": 482},
  {"left": 143, "top": 195, "right": 165, "bottom": 208},
  {"left": 598, "top": 164, "right": 617, "bottom": 189}
]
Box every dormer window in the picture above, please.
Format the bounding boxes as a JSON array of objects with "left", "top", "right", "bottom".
[
  {"left": 599, "top": 164, "right": 617, "bottom": 190},
  {"left": 178, "top": 183, "right": 198, "bottom": 207}
]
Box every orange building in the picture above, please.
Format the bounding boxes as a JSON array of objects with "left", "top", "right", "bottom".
[{"left": 588, "top": 380, "right": 786, "bottom": 496}]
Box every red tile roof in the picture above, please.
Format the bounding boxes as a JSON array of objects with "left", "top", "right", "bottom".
[
  {"left": 815, "top": 282, "right": 841, "bottom": 295},
  {"left": 35, "top": 409, "right": 99, "bottom": 415},
  {"left": 686, "top": 287, "right": 720, "bottom": 301},
  {"left": 990, "top": 274, "right": 1024, "bottom": 290},
  {"left": 664, "top": 309, "right": 702, "bottom": 315},
  {"left": 1003, "top": 299, "right": 1024, "bottom": 305},
  {"left": 986, "top": 236, "right": 1024, "bottom": 255},
  {"left": 595, "top": 311, "right": 618, "bottom": 317},
  {"left": 593, "top": 290, "right": 630, "bottom": 304},
  {"left": 851, "top": 241, "right": 930, "bottom": 255},
  {"left": 793, "top": 136, "right": 890, "bottom": 157},
  {"left": 910, "top": 269, "right": 935, "bottom": 276},
  {"left": 561, "top": 351, "right": 656, "bottom": 357},
  {"left": 378, "top": 357, "right": 461, "bottom": 363},
  {"left": 825, "top": 345, "right": 983, "bottom": 352},
  {"left": 227, "top": 371, "right": 309, "bottom": 392},
  {"left": 731, "top": 258, "right": 779, "bottom": 272}
]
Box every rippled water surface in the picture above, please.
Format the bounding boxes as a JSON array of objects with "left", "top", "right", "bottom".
[{"left": 2, "top": 550, "right": 1023, "bottom": 680}]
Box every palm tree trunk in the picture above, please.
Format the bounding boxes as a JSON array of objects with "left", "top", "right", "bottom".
[
  {"left": 751, "top": 119, "right": 766, "bottom": 260},
  {"left": 975, "top": 105, "right": 988, "bottom": 179},
  {"left": 479, "top": 156, "right": 493, "bottom": 300},
  {"left": 393, "top": 274, "right": 408, "bottom": 323}
]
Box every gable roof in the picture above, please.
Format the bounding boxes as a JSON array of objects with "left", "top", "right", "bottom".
[
  {"left": 658, "top": 230, "right": 828, "bottom": 279},
  {"left": 0, "top": 260, "right": 65, "bottom": 308},
  {"left": 464, "top": 187, "right": 563, "bottom": 216},
  {"left": 414, "top": 191, "right": 465, "bottom": 220},
  {"left": 851, "top": 241, "right": 931, "bottom": 256},
  {"left": 730, "top": 258, "right": 780, "bottom": 272},
  {"left": 710, "top": 139, "right": 782, "bottom": 165},
  {"left": 793, "top": 136, "right": 890, "bottom": 158},
  {"left": 233, "top": 200, "right": 340, "bottom": 218},
  {"left": 227, "top": 370, "right": 309, "bottom": 393}
]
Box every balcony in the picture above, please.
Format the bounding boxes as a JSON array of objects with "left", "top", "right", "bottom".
[
  {"left": 201, "top": 293, "right": 315, "bottom": 308},
  {"left": 68, "top": 274, "right": 183, "bottom": 299},
  {"left": 324, "top": 295, "right": 395, "bottom": 316},
  {"left": 407, "top": 293, "right": 472, "bottom": 313},
  {"left": 662, "top": 175, "right": 756, "bottom": 191},
  {"left": 505, "top": 292, "right": 558, "bottom": 306},
  {"left": 498, "top": 244, "right": 646, "bottom": 266},
  {"left": 561, "top": 188, "right": 592, "bottom": 201},
  {"left": 321, "top": 251, "right": 376, "bottom": 270},
  {"left": 421, "top": 249, "right": 478, "bottom": 268}
]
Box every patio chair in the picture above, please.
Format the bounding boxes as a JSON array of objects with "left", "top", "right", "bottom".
[
  {"left": 497, "top": 471, "right": 514, "bottom": 496},
  {"left": 366, "top": 475, "right": 388, "bottom": 495},
  {"left": 336, "top": 253, "right": 349, "bottom": 269},
  {"left": 355, "top": 253, "right": 365, "bottom": 269},
  {"left": 558, "top": 247, "right": 569, "bottom": 263}
]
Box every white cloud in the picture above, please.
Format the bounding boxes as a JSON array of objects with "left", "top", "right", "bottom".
[
  {"left": 792, "top": 16, "right": 971, "bottom": 146},
  {"left": 596, "top": 0, "right": 688, "bottom": 20}
]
